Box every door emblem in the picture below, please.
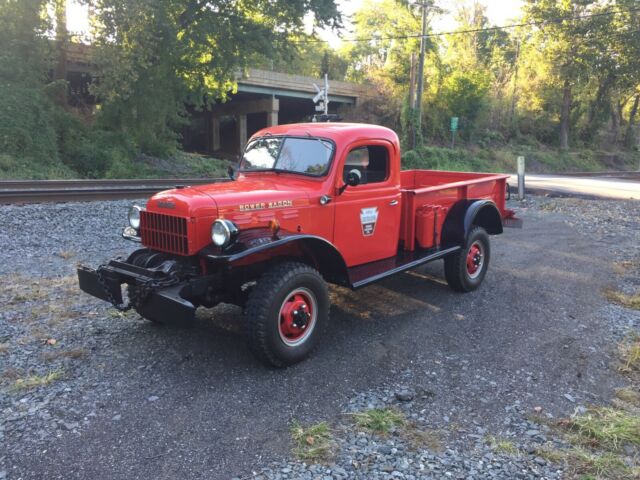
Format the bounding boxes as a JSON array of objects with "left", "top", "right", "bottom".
[{"left": 360, "top": 207, "right": 379, "bottom": 236}]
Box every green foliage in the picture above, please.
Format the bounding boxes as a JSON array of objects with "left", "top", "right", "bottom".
[
  {"left": 88, "top": 0, "right": 342, "bottom": 153},
  {"left": 290, "top": 421, "right": 334, "bottom": 460},
  {"left": 352, "top": 408, "right": 406, "bottom": 434},
  {"left": 0, "top": 84, "right": 60, "bottom": 166},
  {"left": 400, "top": 94, "right": 423, "bottom": 149},
  {"left": 401, "top": 145, "right": 629, "bottom": 174}
]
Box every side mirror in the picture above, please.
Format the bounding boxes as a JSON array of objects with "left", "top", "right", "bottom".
[
  {"left": 339, "top": 169, "right": 362, "bottom": 194},
  {"left": 227, "top": 165, "right": 236, "bottom": 181},
  {"left": 346, "top": 169, "right": 362, "bottom": 187}
]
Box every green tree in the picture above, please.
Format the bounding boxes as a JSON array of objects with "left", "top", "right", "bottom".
[
  {"left": 0, "top": 0, "right": 62, "bottom": 175},
  {"left": 86, "top": 0, "right": 342, "bottom": 154},
  {"left": 523, "top": 0, "right": 597, "bottom": 150}
]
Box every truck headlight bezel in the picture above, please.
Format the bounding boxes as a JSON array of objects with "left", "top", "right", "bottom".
[
  {"left": 211, "top": 219, "right": 239, "bottom": 248},
  {"left": 128, "top": 205, "right": 143, "bottom": 230}
]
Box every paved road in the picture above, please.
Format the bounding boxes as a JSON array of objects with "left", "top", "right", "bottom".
[
  {"left": 508, "top": 173, "right": 640, "bottom": 200},
  {"left": 6, "top": 205, "right": 630, "bottom": 480}
]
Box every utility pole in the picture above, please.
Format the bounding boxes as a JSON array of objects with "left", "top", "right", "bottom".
[
  {"left": 409, "top": 53, "right": 417, "bottom": 149},
  {"left": 415, "top": 1, "right": 428, "bottom": 138},
  {"left": 509, "top": 39, "right": 521, "bottom": 129}
]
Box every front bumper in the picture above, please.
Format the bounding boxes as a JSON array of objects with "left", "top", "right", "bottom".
[{"left": 77, "top": 260, "right": 200, "bottom": 326}]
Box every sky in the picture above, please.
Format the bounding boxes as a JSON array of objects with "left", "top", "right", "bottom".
[{"left": 66, "top": 0, "right": 525, "bottom": 47}]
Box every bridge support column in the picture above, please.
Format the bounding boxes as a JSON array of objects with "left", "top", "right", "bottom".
[
  {"left": 236, "top": 114, "right": 247, "bottom": 153},
  {"left": 267, "top": 110, "right": 278, "bottom": 127},
  {"left": 211, "top": 116, "right": 220, "bottom": 152}
]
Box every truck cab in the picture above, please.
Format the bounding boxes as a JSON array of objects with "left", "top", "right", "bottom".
[{"left": 78, "top": 123, "right": 520, "bottom": 367}]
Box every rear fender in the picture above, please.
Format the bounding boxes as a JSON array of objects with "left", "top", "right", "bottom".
[
  {"left": 441, "top": 200, "right": 503, "bottom": 248},
  {"left": 204, "top": 230, "right": 350, "bottom": 287}
]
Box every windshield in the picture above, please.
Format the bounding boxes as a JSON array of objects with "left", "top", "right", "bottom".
[{"left": 240, "top": 136, "right": 334, "bottom": 176}]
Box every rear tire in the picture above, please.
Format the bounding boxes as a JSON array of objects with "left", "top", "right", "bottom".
[
  {"left": 444, "top": 226, "right": 491, "bottom": 292},
  {"left": 244, "top": 262, "right": 329, "bottom": 367}
]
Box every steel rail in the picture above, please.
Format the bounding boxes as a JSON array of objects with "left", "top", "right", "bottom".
[
  {"left": 0, "top": 178, "right": 228, "bottom": 204},
  {"left": 1, "top": 171, "right": 637, "bottom": 204}
]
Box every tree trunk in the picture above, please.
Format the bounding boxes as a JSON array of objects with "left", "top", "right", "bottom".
[
  {"left": 559, "top": 79, "right": 572, "bottom": 150},
  {"left": 585, "top": 75, "right": 613, "bottom": 138},
  {"left": 624, "top": 94, "right": 639, "bottom": 149},
  {"left": 54, "top": 0, "right": 68, "bottom": 82},
  {"left": 611, "top": 101, "right": 621, "bottom": 145}
]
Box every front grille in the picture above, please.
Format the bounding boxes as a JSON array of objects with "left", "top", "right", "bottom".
[{"left": 140, "top": 211, "right": 189, "bottom": 255}]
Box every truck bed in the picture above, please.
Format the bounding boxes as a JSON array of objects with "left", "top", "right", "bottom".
[{"left": 399, "top": 170, "right": 509, "bottom": 251}]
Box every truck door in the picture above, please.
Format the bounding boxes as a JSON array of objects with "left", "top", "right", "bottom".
[{"left": 333, "top": 141, "right": 401, "bottom": 267}]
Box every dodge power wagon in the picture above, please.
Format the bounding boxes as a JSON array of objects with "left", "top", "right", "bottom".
[{"left": 78, "top": 123, "right": 521, "bottom": 367}]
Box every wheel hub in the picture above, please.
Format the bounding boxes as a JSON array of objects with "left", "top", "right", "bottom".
[
  {"left": 279, "top": 292, "right": 314, "bottom": 342},
  {"left": 466, "top": 243, "right": 483, "bottom": 275}
]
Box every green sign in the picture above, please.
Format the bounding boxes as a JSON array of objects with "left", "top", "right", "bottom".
[{"left": 450, "top": 117, "right": 459, "bottom": 132}]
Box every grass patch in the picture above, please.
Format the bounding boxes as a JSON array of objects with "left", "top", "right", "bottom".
[
  {"left": 618, "top": 336, "right": 640, "bottom": 374},
  {"left": 615, "top": 388, "right": 640, "bottom": 408},
  {"left": 11, "top": 370, "right": 63, "bottom": 391},
  {"left": 485, "top": 435, "right": 520, "bottom": 455},
  {"left": 352, "top": 408, "right": 406, "bottom": 434},
  {"left": 290, "top": 421, "right": 334, "bottom": 461},
  {"left": 604, "top": 288, "right": 640, "bottom": 310},
  {"left": 565, "top": 407, "right": 640, "bottom": 451},
  {"left": 537, "top": 446, "right": 638, "bottom": 479},
  {"left": 532, "top": 402, "right": 640, "bottom": 479}
]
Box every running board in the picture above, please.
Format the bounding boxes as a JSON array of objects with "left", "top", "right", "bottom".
[{"left": 348, "top": 246, "right": 461, "bottom": 290}]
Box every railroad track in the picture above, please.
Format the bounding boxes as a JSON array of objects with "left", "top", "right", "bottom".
[
  {"left": 0, "top": 171, "right": 637, "bottom": 204},
  {"left": 0, "top": 178, "right": 227, "bottom": 204}
]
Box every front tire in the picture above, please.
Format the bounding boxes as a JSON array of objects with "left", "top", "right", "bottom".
[
  {"left": 244, "top": 262, "right": 329, "bottom": 367},
  {"left": 444, "top": 226, "right": 491, "bottom": 292}
]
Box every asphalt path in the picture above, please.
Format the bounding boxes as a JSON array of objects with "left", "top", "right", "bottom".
[
  {"left": 508, "top": 173, "right": 640, "bottom": 200},
  {"left": 8, "top": 207, "right": 627, "bottom": 480}
]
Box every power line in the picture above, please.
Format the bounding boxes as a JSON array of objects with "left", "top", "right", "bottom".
[{"left": 292, "top": 6, "right": 640, "bottom": 44}]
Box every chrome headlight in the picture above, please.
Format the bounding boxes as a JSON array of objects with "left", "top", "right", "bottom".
[
  {"left": 128, "top": 205, "right": 142, "bottom": 230},
  {"left": 211, "top": 219, "right": 238, "bottom": 247}
]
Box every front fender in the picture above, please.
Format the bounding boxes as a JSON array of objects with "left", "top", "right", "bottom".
[{"left": 202, "top": 229, "right": 350, "bottom": 287}]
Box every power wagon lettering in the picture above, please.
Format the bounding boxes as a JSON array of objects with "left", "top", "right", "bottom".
[
  {"left": 239, "top": 199, "right": 293, "bottom": 211},
  {"left": 77, "top": 122, "right": 520, "bottom": 368}
]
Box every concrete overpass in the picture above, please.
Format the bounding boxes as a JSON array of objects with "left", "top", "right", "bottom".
[
  {"left": 193, "top": 69, "right": 374, "bottom": 156},
  {"left": 61, "top": 43, "right": 374, "bottom": 156}
]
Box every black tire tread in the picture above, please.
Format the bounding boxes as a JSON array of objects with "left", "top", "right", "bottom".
[
  {"left": 444, "top": 226, "right": 490, "bottom": 293},
  {"left": 244, "top": 261, "right": 328, "bottom": 367}
]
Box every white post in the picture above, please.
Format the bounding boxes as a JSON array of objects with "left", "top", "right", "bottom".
[
  {"left": 323, "top": 73, "right": 329, "bottom": 115},
  {"left": 517, "top": 156, "right": 525, "bottom": 200}
]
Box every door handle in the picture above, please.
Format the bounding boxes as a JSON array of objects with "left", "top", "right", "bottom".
[{"left": 389, "top": 200, "right": 399, "bottom": 206}]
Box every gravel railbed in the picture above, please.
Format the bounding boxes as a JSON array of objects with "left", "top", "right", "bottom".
[
  {"left": 0, "top": 199, "right": 144, "bottom": 277},
  {"left": 1, "top": 195, "right": 638, "bottom": 480}
]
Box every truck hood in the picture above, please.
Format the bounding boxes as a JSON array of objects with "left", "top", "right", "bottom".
[
  {"left": 188, "top": 176, "right": 311, "bottom": 214},
  {"left": 146, "top": 187, "right": 218, "bottom": 218},
  {"left": 147, "top": 176, "right": 310, "bottom": 217}
]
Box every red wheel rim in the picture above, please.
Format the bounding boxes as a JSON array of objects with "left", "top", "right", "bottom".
[
  {"left": 466, "top": 241, "right": 484, "bottom": 278},
  {"left": 278, "top": 288, "right": 317, "bottom": 347}
]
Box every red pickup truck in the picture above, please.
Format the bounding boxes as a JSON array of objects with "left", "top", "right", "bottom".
[{"left": 78, "top": 123, "right": 520, "bottom": 367}]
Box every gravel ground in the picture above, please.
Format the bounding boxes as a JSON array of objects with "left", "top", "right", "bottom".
[{"left": 0, "top": 195, "right": 638, "bottom": 480}]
